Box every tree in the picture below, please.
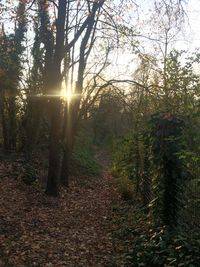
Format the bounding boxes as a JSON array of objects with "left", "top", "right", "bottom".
[
  {"left": 36, "top": 0, "right": 67, "bottom": 196},
  {"left": 23, "top": 18, "right": 44, "bottom": 157},
  {"left": 35, "top": 0, "right": 107, "bottom": 195},
  {"left": 59, "top": 0, "right": 106, "bottom": 187},
  {"left": 0, "top": 0, "right": 27, "bottom": 152}
]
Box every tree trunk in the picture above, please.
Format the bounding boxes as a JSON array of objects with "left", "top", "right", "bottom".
[
  {"left": 24, "top": 97, "right": 43, "bottom": 159},
  {"left": 60, "top": 103, "right": 74, "bottom": 186},
  {"left": 45, "top": 0, "right": 67, "bottom": 196},
  {"left": 45, "top": 98, "right": 62, "bottom": 196},
  {"left": 60, "top": 145, "right": 70, "bottom": 187}
]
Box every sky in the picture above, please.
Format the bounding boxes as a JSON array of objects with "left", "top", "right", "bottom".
[
  {"left": 1, "top": 0, "right": 200, "bottom": 82},
  {"left": 136, "top": 0, "right": 200, "bottom": 52},
  {"left": 107, "top": 0, "right": 200, "bottom": 80},
  {"left": 185, "top": 0, "right": 200, "bottom": 50},
  {"left": 1, "top": 0, "right": 200, "bottom": 51}
]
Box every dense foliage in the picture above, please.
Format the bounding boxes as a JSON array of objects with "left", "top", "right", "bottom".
[
  {"left": 112, "top": 202, "right": 200, "bottom": 267},
  {"left": 110, "top": 51, "right": 200, "bottom": 267}
]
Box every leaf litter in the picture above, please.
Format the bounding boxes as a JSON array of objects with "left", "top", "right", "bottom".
[{"left": 0, "top": 158, "right": 115, "bottom": 267}]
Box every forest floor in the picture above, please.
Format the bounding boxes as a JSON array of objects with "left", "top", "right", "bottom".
[{"left": 0, "top": 152, "right": 120, "bottom": 267}]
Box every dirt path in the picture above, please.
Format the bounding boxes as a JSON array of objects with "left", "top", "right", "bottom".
[
  {"left": 94, "top": 149, "right": 111, "bottom": 170},
  {"left": 0, "top": 165, "right": 115, "bottom": 267}
]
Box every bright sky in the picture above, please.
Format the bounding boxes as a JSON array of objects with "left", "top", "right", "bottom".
[
  {"left": 1, "top": 0, "right": 200, "bottom": 82},
  {"left": 185, "top": 0, "right": 200, "bottom": 50},
  {"left": 107, "top": 0, "right": 200, "bottom": 80}
]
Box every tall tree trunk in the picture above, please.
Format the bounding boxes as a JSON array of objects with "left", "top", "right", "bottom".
[
  {"left": 46, "top": 98, "right": 62, "bottom": 196},
  {"left": 45, "top": 0, "right": 67, "bottom": 196},
  {"left": 60, "top": 104, "right": 73, "bottom": 186}
]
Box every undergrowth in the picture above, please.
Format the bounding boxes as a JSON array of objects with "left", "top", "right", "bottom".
[
  {"left": 111, "top": 134, "right": 135, "bottom": 201},
  {"left": 71, "top": 131, "right": 102, "bottom": 177},
  {"left": 111, "top": 115, "right": 200, "bottom": 267},
  {"left": 111, "top": 199, "right": 200, "bottom": 267}
]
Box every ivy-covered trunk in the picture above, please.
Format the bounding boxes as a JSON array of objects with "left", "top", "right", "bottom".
[
  {"left": 0, "top": 90, "right": 17, "bottom": 152},
  {"left": 151, "top": 113, "right": 185, "bottom": 229},
  {"left": 0, "top": 0, "right": 27, "bottom": 152},
  {"left": 23, "top": 19, "right": 44, "bottom": 158}
]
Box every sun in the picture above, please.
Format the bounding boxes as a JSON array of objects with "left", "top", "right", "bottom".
[{"left": 61, "top": 86, "right": 72, "bottom": 102}]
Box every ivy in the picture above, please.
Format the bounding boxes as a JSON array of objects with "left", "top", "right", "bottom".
[{"left": 150, "top": 112, "right": 186, "bottom": 229}]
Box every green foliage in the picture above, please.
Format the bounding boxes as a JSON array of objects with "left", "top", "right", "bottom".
[
  {"left": 162, "top": 50, "right": 200, "bottom": 114},
  {"left": 179, "top": 115, "right": 200, "bottom": 181},
  {"left": 111, "top": 134, "right": 137, "bottom": 200},
  {"left": 72, "top": 131, "right": 101, "bottom": 177},
  {"left": 111, "top": 134, "right": 135, "bottom": 180},
  {"left": 179, "top": 177, "right": 200, "bottom": 237},
  {"left": 112, "top": 200, "right": 200, "bottom": 267},
  {"left": 0, "top": 1, "right": 27, "bottom": 90},
  {"left": 126, "top": 226, "right": 200, "bottom": 267},
  {"left": 111, "top": 128, "right": 152, "bottom": 202}
]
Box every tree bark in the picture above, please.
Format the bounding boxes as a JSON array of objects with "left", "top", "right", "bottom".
[
  {"left": 60, "top": 104, "right": 72, "bottom": 187},
  {"left": 46, "top": 98, "right": 62, "bottom": 196},
  {"left": 45, "top": 0, "right": 67, "bottom": 196}
]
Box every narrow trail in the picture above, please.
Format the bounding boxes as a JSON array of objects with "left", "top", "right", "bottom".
[
  {"left": 94, "top": 148, "right": 111, "bottom": 170},
  {"left": 0, "top": 158, "right": 116, "bottom": 267}
]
